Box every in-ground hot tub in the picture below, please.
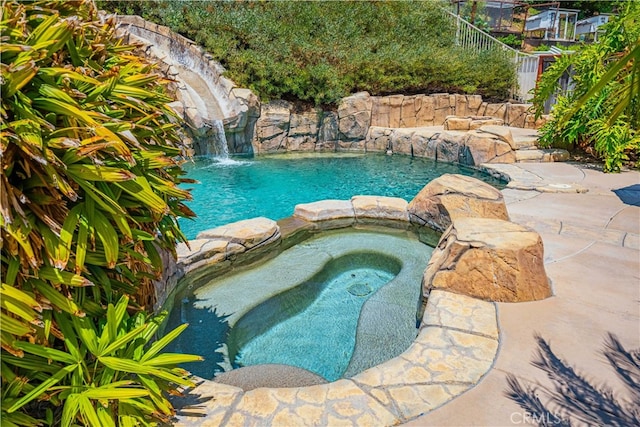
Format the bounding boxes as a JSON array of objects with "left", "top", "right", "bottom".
[
  {"left": 228, "top": 251, "right": 401, "bottom": 381},
  {"left": 164, "top": 229, "right": 433, "bottom": 381}
]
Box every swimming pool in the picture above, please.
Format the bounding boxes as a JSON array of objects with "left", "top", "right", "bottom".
[{"left": 178, "top": 153, "right": 504, "bottom": 239}]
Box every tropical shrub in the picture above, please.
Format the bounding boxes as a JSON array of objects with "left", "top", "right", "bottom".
[
  {"left": 532, "top": 2, "right": 640, "bottom": 172},
  {"left": 498, "top": 34, "right": 523, "bottom": 49},
  {"left": 103, "top": 0, "right": 516, "bottom": 105},
  {"left": 1, "top": 1, "right": 199, "bottom": 425}
]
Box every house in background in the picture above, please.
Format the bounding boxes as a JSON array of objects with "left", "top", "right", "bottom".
[
  {"left": 575, "top": 14, "right": 612, "bottom": 42},
  {"left": 524, "top": 7, "right": 579, "bottom": 42}
]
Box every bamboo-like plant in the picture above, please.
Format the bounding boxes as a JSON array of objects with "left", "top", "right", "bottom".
[
  {"left": 1, "top": 1, "right": 200, "bottom": 425},
  {"left": 531, "top": 2, "right": 640, "bottom": 172}
]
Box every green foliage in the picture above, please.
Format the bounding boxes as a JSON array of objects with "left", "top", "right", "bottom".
[
  {"left": 1, "top": 0, "right": 199, "bottom": 424},
  {"left": 525, "top": 1, "right": 616, "bottom": 19},
  {"left": 103, "top": 0, "right": 515, "bottom": 104},
  {"left": 532, "top": 2, "right": 640, "bottom": 172},
  {"left": 498, "top": 34, "right": 523, "bottom": 49}
]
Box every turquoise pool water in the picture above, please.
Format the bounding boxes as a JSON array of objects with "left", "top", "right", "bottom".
[
  {"left": 179, "top": 153, "right": 504, "bottom": 239},
  {"left": 229, "top": 253, "right": 400, "bottom": 381}
]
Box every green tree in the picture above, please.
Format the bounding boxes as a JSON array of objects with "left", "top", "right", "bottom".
[
  {"left": 525, "top": 1, "right": 617, "bottom": 19},
  {"left": 532, "top": 2, "right": 640, "bottom": 172},
  {"left": 102, "top": 0, "right": 515, "bottom": 105},
  {"left": 1, "top": 1, "right": 199, "bottom": 425}
]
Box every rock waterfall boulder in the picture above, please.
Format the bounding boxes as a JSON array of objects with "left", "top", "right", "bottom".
[
  {"left": 422, "top": 217, "right": 552, "bottom": 302},
  {"left": 407, "top": 174, "right": 509, "bottom": 232}
]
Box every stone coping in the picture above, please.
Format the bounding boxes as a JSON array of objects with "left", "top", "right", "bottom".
[
  {"left": 174, "top": 290, "right": 498, "bottom": 426},
  {"left": 480, "top": 163, "right": 588, "bottom": 193}
]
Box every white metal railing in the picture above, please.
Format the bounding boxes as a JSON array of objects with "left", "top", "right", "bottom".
[
  {"left": 449, "top": 11, "right": 515, "bottom": 52},
  {"left": 445, "top": 11, "right": 538, "bottom": 102},
  {"left": 516, "top": 55, "right": 540, "bottom": 102}
]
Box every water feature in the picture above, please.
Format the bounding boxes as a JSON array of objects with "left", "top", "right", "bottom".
[
  {"left": 200, "top": 119, "right": 230, "bottom": 158},
  {"left": 179, "top": 153, "right": 505, "bottom": 239}
]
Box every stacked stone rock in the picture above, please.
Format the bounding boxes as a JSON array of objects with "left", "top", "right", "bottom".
[
  {"left": 407, "top": 174, "right": 551, "bottom": 303},
  {"left": 252, "top": 92, "right": 551, "bottom": 156}
]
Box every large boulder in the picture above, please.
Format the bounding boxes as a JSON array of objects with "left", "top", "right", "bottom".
[
  {"left": 408, "top": 174, "right": 508, "bottom": 232},
  {"left": 253, "top": 101, "right": 291, "bottom": 153},
  {"left": 338, "top": 92, "right": 373, "bottom": 141},
  {"left": 423, "top": 217, "right": 552, "bottom": 302},
  {"left": 459, "top": 129, "right": 516, "bottom": 166}
]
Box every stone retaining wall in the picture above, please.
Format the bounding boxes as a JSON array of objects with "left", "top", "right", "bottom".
[{"left": 253, "top": 92, "right": 550, "bottom": 155}]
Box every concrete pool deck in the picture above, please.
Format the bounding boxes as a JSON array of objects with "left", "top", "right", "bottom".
[
  {"left": 173, "top": 162, "right": 639, "bottom": 426},
  {"left": 407, "top": 162, "right": 640, "bottom": 426}
]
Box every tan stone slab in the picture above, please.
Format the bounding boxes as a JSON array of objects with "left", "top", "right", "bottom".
[
  {"left": 293, "top": 199, "right": 355, "bottom": 222},
  {"left": 560, "top": 222, "right": 626, "bottom": 246},
  {"left": 354, "top": 327, "right": 497, "bottom": 388},
  {"left": 174, "top": 381, "right": 243, "bottom": 427},
  {"left": 410, "top": 328, "right": 498, "bottom": 383},
  {"left": 423, "top": 290, "right": 498, "bottom": 339},
  {"left": 443, "top": 116, "right": 471, "bottom": 130},
  {"left": 623, "top": 232, "right": 640, "bottom": 249},
  {"left": 477, "top": 125, "right": 514, "bottom": 147},
  {"left": 233, "top": 380, "right": 399, "bottom": 426},
  {"left": 354, "top": 352, "right": 433, "bottom": 387},
  {"left": 453, "top": 217, "right": 540, "bottom": 248},
  {"left": 196, "top": 217, "right": 280, "bottom": 249},
  {"left": 516, "top": 149, "right": 544, "bottom": 162},
  {"left": 351, "top": 195, "right": 409, "bottom": 222},
  {"left": 388, "top": 384, "right": 469, "bottom": 420},
  {"left": 607, "top": 206, "right": 640, "bottom": 234},
  {"left": 178, "top": 239, "right": 229, "bottom": 266}
]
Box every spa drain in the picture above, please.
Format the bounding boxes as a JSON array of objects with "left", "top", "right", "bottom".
[{"left": 347, "top": 282, "right": 372, "bottom": 296}]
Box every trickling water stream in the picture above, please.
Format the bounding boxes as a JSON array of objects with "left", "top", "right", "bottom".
[
  {"left": 211, "top": 120, "right": 229, "bottom": 158},
  {"left": 200, "top": 119, "right": 230, "bottom": 158}
]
